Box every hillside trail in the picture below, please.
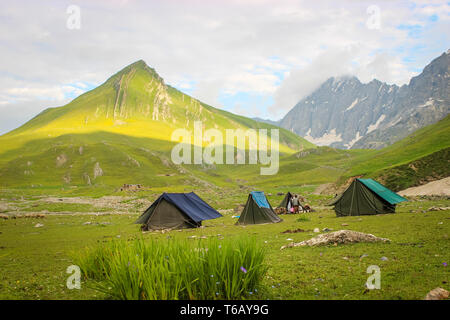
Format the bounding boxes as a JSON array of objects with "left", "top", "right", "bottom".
[{"left": 398, "top": 177, "right": 450, "bottom": 196}]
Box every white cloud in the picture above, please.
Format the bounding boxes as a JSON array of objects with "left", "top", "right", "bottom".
[{"left": 0, "top": 0, "right": 448, "bottom": 133}]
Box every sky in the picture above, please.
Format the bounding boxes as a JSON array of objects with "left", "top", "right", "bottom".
[{"left": 0, "top": 0, "right": 449, "bottom": 134}]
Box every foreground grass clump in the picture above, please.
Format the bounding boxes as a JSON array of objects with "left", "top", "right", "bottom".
[{"left": 74, "top": 237, "right": 266, "bottom": 300}]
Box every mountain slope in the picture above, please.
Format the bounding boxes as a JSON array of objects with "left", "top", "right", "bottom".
[
  {"left": 0, "top": 60, "right": 313, "bottom": 189},
  {"left": 345, "top": 114, "right": 450, "bottom": 190},
  {"left": 279, "top": 50, "right": 450, "bottom": 149}
]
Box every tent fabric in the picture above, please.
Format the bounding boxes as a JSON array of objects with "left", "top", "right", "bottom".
[
  {"left": 358, "top": 179, "right": 407, "bottom": 205},
  {"left": 135, "top": 192, "right": 222, "bottom": 230},
  {"left": 251, "top": 191, "right": 271, "bottom": 208},
  {"left": 330, "top": 178, "right": 406, "bottom": 217},
  {"left": 237, "top": 192, "right": 282, "bottom": 225},
  {"left": 278, "top": 192, "right": 293, "bottom": 208}
]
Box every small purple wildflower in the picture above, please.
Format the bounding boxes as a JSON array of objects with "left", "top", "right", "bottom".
[
  {"left": 240, "top": 266, "right": 247, "bottom": 273},
  {"left": 443, "top": 262, "right": 448, "bottom": 267}
]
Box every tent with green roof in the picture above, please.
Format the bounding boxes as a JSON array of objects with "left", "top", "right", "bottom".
[{"left": 329, "top": 178, "right": 407, "bottom": 216}]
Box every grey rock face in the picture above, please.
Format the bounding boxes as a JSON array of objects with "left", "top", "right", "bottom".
[{"left": 279, "top": 50, "right": 450, "bottom": 149}]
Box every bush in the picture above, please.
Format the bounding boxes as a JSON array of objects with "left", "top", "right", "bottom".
[
  {"left": 73, "top": 236, "right": 267, "bottom": 300},
  {"left": 296, "top": 214, "right": 310, "bottom": 222}
]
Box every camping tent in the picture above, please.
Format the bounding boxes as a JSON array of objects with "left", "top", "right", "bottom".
[
  {"left": 135, "top": 192, "right": 222, "bottom": 230},
  {"left": 237, "top": 191, "right": 283, "bottom": 225},
  {"left": 329, "top": 178, "right": 407, "bottom": 216},
  {"left": 278, "top": 192, "right": 294, "bottom": 210}
]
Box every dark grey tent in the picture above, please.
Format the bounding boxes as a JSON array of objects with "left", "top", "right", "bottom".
[
  {"left": 135, "top": 192, "right": 222, "bottom": 230},
  {"left": 278, "top": 192, "right": 293, "bottom": 209},
  {"left": 236, "top": 191, "right": 283, "bottom": 225},
  {"left": 329, "top": 178, "right": 407, "bottom": 217}
]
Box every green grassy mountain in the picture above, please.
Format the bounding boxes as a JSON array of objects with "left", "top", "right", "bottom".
[
  {"left": 250, "top": 115, "right": 450, "bottom": 192},
  {"left": 354, "top": 114, "right": 450, "bottom": 190},
  {"left": 0, "top": 60, "right": 447, "bottom": 193},
  {"left": 0, "top": 60, "right": 313, "bottom": 190}
]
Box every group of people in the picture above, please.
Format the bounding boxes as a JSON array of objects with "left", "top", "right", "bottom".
[
  {"left": 289, "top": 194, "right": 301, "bottom": 213},
  {"left": 287, "top": 194, "right": 311, "bottom": 214}
]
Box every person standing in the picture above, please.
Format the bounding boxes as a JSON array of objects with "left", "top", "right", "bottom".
[{"left": 292, "top": 194, "right": 299, "bottom": 213}]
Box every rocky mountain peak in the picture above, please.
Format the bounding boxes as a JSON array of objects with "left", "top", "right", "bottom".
[{"left": 278, "top": 50, "right": 450, "bottom": 149}]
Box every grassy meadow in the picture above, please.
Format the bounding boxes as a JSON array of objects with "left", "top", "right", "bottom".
[{"left": 0, "top": 186, "right": 448, "bottom": 300}]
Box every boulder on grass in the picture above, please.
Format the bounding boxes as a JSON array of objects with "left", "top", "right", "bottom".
[
  {"left": 280, "top": 230, "right": 390, "bottom": 250},
  {"left": 424, "top": 288, "right": 449, "bottom": 300}
]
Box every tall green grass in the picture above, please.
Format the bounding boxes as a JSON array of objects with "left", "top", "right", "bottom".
[{"left": 73, "top": 237, "right": 267, "bottom": 300}]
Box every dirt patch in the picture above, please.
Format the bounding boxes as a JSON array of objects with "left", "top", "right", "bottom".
[
  {"left": 398, "top": 177, "right": 450, "bottom": 197},
  {"left": 313, "top": 183, "right": 336, "bottom": 195},
  {"left": 280, "top": 230, "right": 390, "bottom": 249},
  {"left": 281, "top": 228, "right": 307, "bottom": 234}
]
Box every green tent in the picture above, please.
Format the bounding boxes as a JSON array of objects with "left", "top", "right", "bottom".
[
  {"left": 329, "top": 178, "right": 407, "bottom": 216},
  {"left": 236, "top": 191, "right": 283, "bottom": 225}
]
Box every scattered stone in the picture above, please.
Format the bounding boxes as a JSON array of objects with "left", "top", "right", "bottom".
[
  {"left": 341, "top": 223, "right": 349, "bottom": 226},
  {"left": 218, "top": 209, "right": 234, "bottom": 215},
  {"left": 94, "top": 162, "right": 103, "bottom": 179},
  {"left": 429, "top": 206, "right": 450, "bottom": 211},
  {"left": 313, "top": 228, "right": 320, "bottom": 233},
  {"left": 119, "top": 184, "right": 143, "bottom": 192},
  {"left": 56, "top": 154, "right": 68, "bottom": 167},
  {"left": 380, "top": 256, "right": 389, "bottom": 261},
  {"left": 360, "top": 254, "right": 369, "bottom": 260},
  {"left": 234, "top": 204, "right": 245, "bottom": 213},
  {"left": 276, "top": 192, "right": 284, "bottom": 196},
  {"left": 286, "top": 238, "right": 293, "bottom": 241},
  {"left": 322, "top": 228, "right": 333, "bottom": 232},
  {"left": 438, "top": 222, "right": 443, "bottom": 225},
  {"left": 424, "top": 288, "right": 449, "bottom": 300},
  {"left": 83, "top": 221, "right": 92, "bottom": 225},
  {"left": 280, "top": 230, "right": 390, "bottom": 249},
  {"left": 275, "top": 207, "right": 286, "bottom": 214},
  {"left": 282, "top": 228, "right": 306, "bottom": 234},
  {"left": 34, "top": 223, "right": 44, "bottom": 228}
]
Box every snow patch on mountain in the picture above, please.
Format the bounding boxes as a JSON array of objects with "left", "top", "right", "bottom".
[
  {"left": 417, "top": 98, "right": 434, "bottom": 108},
  {"left": 345, "top": 98, "right": 359, "bottom": 111},
  {"left": 344, "top": 131, "right": 362, "bottom": 149},
  {"left": 367, "top": 115, "right": 386, "bottom": 134},
  {"left": 304, "top": 128, "right": 343, "bottom": 146}
]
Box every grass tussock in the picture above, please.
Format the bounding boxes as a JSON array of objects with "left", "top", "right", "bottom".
[{"left": 73, "top": 236, "right": 267, "bottom": 300}]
